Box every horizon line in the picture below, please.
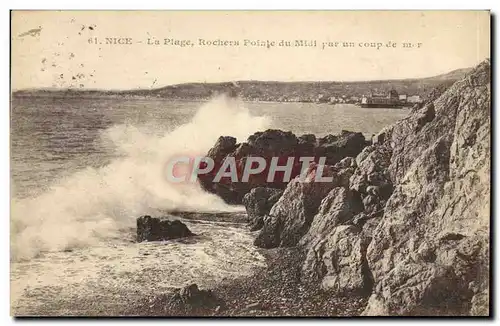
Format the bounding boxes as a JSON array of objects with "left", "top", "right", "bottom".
[{"left": 11, "top": 65, "right": 474, "bottom": 93}]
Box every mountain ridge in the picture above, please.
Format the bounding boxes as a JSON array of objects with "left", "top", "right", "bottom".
[{"left": 12, "top": 67, "right": 473, "bottom": 102}]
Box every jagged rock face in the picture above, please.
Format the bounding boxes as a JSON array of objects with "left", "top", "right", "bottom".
[
  {"left": 315, "top": 131, "right": 368, "bottom": 165},
  {"left": 242, "top": 187, "right": 284, "bottom": 231},
  {"left": 364, "top": 60, "right": 490, "bottom": 316},
  {"left": 207, "top": 136, "right": 238, "bottom": 162},
  {"left": 305, "top": 225, "right": 371, "bottom": 295},
  {"left": 363, "top": 262, "right": 471, "bottom": 316},
  {"left": 198, "top": 129, "right": 368, "bottom": 204},
  {"left": 136, "top": 216, "right": 194, "bottom": 242},
  {"left": 245, "top": 60, "right": 490, "bottom": 316},
  {"left": 295, "top": 146, "right": 392, "bottom": 296},
  {"left": 253, "top": 178, "right": 332, "bottom": 249},
  {"left": 254, "top": 160, "right": 356, "bottom": 249},
  {"left": 300, "top": 188, "right": 370, "bottom": 295},
  {"left": 470, "top": 289, "right": 489, "bottom": 316},
  {"left": 349, "top": 145, "right": 393, "bottom": 215},
  {"left": 299, "top": 187, "right": 363, "bottom": 246}
]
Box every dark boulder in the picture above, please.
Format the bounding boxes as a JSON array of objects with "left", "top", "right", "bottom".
[
  {"left": 167, "top": 283, "right": 223, "bottom": 314},
  {"left": 254, "top": 159, "right": 357, "bottom": 249},
  {"left": 198, "top": 129, "right": 369, "bottom": 204},
  {"left": 316, "top": 130, "right": 369, "bottom": 165},
  {"left": 137, "top": 216, "right": 194, "bottom": 242},
  {"left": 242, "top": 187, "right": 284, "bottom": 231},
  {"left": 207, "top": 136, "right": 238, "bottom": 162}
]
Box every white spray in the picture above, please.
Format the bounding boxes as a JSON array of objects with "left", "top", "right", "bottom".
[{"left": 11, "top": 95, "right": 271, "bottom": 261}]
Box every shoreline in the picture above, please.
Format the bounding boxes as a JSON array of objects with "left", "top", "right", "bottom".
[
  {"left": 11, "top": 213, "right": 265, "bottom": 317},
  {"left": 11, "top": 94, "right": 413, "bottom": 108},
  {"left": 126, "top": 246, "right": 368, "bottom": 317},
  {"left": 12, "top": 212, "right": 367, "bottom": 317}
]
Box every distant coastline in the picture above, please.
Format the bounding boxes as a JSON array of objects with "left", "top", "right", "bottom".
[{"left": 12, "top": 67, "right": 471, "bottom": 103}]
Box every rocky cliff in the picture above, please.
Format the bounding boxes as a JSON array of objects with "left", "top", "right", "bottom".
[{"left": 245, "top": 60, "right": 490, "bottom": 316}]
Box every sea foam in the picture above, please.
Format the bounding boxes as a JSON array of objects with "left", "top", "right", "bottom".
[{"left": 11, "top": 95, "right": 270, "bottom": 261}]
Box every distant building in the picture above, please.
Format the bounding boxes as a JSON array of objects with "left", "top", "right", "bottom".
[
  {"left": 349, "top": 96, "right": 360, "bottom": 104},
  {"left": 361, "top": 89, "right": 402, "bottom": 108},
  {"left": 316, "top": 94, "right": 329, "bottom": 103},
  {"left": 407, "top": 95, "right": 422, "bottom": 103}
]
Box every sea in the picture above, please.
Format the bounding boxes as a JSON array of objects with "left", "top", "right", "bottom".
[{"left": 10, "top": 95, "right": 409, "bottom": 315}]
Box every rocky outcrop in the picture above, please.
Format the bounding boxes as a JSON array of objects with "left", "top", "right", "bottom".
[
  {"left": 254, "top": 158, "right": 357, "bottom": 248},
  {"left": 198, "top": 129, "right": 368, "bottom": 204},
  {"left": 136, "top": 216, "right": 194, "bottom": 242},
  {"left": 300, "top": 187, "right": 363, "bottom": 246},
  {"left": 302, "top": 223, "right": 371, "bottom": 295},
  {"left": 244, "top": 60, "right": 490, "bottom": 316},
  {"left": 349, "top": 144, "right": 393, "bottom": 215},
  {"left": 242, "top": 187, "right": 284, "bottom": 231},
  {"left": 166, "top": 284, "right": 223, "bottom": 314},
  {"left": 363, "top": 60, "right": 490, "bottom": 316}
]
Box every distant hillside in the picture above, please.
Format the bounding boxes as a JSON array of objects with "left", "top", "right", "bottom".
[{"left": 12, "top": 67, "right": 472, "bottom": 102}]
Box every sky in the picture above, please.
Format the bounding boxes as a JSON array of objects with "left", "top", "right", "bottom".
[{"left": 11, "top": 11, "right": 490, "bottom": 90}]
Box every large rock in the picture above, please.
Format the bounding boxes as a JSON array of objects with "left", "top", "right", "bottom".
[
  {"left": 254, "top": 159, "right": 356, "bottom": 249},
  {"left": 300, "top": 187, "right": 363, "bottom": 246},
  {"left": 137, "top": 216, "right": 194, "bottom": 242},
  {"left": 349, "top": 144, "right": 393, "bottom": 216},
  {"left": 198, "top": 129, "right": 368, "bottom": 204},
  {"left": 363, "top": 60, "right": 490, "bottom": 315},
  {"left": 299, "top": 187, "right": 370, "bottom": 295},
  {"left": 302, "top": 223, "right": 372, "bottom": 295},
  {"left": 315, "top": 130, "right": 368, "bottom": 165},
  {"left": 242, "top": 187, "right": 283, "bottom": 231},
  {"left": 207, "top": 136, "right": 237, "bottom": 162},
  {"left": 362, "top": 261, "right": 471, "bottom": 316},
  {"left": 350, "top": 145, "right": 392, "bottom": 197},
  {"left": 167, "top": 283, "right": 223, "bottom": 314}
]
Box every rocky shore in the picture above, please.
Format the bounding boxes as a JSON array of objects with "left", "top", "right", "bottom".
[
  {"left": 129, "top": 247, "right": 367, "bottom": 317},
  {"left": 128, "top": 60, "right": 490, "bottom": 317}
]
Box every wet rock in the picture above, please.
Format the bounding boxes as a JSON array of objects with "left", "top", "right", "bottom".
[
  {"left": 247, "top": 129, "right": 298, "bottom": 154},
  {"left": 242, "top": 187, "right": 283, "bottom": 231},
  {"left": 198, "top": 129, "right": 368, "bottom": 204},
  {"left": 207, "top": 136, "right": 238, "bottom": 162},
  {"left": 297, "top": 134, "right": 317, "bottom": 156},
  {"left": 136, "top": 216, "right": 194, "bottom": 242},
  {"left": 315, "top": 130, "right": 369, "bottom": 165},
  {"left": 168, "top": 284, "right": 223, "bottom": 313},
  {"left": 254, "top": 162, "right": 352, "bottom": 249}
]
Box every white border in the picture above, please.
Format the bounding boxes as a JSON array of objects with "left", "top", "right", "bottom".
[{"left": 2, "top": 2, "right": 498, "bottom": 326}]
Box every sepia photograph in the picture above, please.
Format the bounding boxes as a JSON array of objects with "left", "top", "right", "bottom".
[{"left": 9, "top": 10, "right": 491, "bottom": 317}]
